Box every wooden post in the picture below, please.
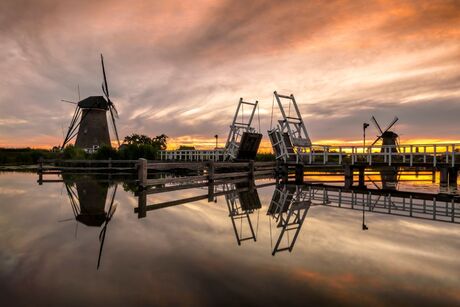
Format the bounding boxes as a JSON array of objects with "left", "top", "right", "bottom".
[
  {"left": 207, "top": 161, "right": 215, "bottom": 202},
  {"left": 295, "top": 163, "right": 304, "bottom": 184},
  {"left": 248, "top": 160, "right": 256, "bottom": 190},
  {"left": 38, "top": 157, "right": 43, "bottom": 185},
  {"left": 344, "top": 165, "right": 353, "bottom": 189},
  {"left": 137, "top": 189, "right": 147, "bottom": 218},
  {"left": 207, "top": 161, "right": 215, "bottom": 184},
  {"left": 281, "top": 164, "right": 289, "bottom": 183},
  {"left": 108, "top": 157, "right": 112, "bottom": 170},
  {"left": 248, "top": 160, "right": 255, "bottom": 181},
  {"left": 440, "top": 166, "right": 448, "bottom": 187},
  {"left": 275, "top": 160, "right": 280, "bottom": 181},
  {"left": 138, "top": 158, "right": 148, "bottom": 187},
  {"left": 448, "top": 167, "right": 457, "bottom": 187}
]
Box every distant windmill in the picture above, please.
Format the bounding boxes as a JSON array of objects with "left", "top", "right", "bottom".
[
  {"left": 61, "top": 54, "right": 120, "bottom": 152},
  {"left": 370, "top": 116, "right": 399, "bottom": 152}
]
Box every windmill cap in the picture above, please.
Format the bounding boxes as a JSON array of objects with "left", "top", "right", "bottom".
[
  {"left": 78, "top": 96, "right": 109, "bottom": 110},
  {"left": 382, "top": 131, "right": 398, "bottom": 137}
]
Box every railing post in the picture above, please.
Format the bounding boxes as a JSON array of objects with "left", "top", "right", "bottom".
[
  {"left": 352, "top": 147, "right": 355, "bottom": 165},
  {"left": 409, "top": 145, "right": 413, "bottom": 167},
  {"left": 433, "top": 145, "right": 437, "bottom": 167},
  {"left": 339, "top": 147, "right": 342, "bottom": 165},
  {"left": 389, "top": 147, "right": 392, "bottom": 166},
  {"left": 323, "top": 146, "right": 326, "bottom": 164},
  {"left": 452, "top": 144, "right": 455, "bottom": 167},
  {"left": 369, "top": 146, "right": 372, "bottom": 165},
  {"left": 445, "top": 146, "right": 449, "bottom": 164},
  {"left": 423, "top": 146, "right": 426, "bottom": 164},
  {"left": 138, "top": 158, "right": 147, "bottom": 187}
]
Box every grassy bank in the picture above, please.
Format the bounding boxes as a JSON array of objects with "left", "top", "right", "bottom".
[{"left": 0, "top": 146, "right": 275, "bottom": 165}]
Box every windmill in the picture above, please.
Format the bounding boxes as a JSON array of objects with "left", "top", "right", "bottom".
[
  {"left": 370, "top": 116, "right": 399, "bottom": 152},
  {"left": 61, "top": 54, "right": 120, "bottom": 152}
]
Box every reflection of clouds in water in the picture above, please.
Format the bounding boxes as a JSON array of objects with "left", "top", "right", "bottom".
[
  {"left": 0, "top": 187, "right": 26, "bottom": 195},
  {"left": 0, "top": 250, "right": 18, "bottom": 275},
  {"left": 0, "top": 173, "right": 459, "bottom": 306}
]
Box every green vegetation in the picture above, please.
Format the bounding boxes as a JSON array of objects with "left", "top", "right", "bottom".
[
  {"left": 0, "top": 134, "right": 277, "bottom": 165},
  {"left": 256, "top": 153, "right": 275, "bottom": 161},
  {"left": 0, "top": 133, "right": 169, "bottom": 165},
  {"left": 123, "top": 133, "right": 168, "bottom": 149},
  {"left": 0, "top": 147, "right": 59, "bottom": 165}
]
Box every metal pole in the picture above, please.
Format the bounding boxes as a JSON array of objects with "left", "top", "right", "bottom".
[{"left": 363, "top": 123, "right": 369, "bottom": 154}]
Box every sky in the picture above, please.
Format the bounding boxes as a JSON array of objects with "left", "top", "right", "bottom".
[{"left": 0, "top": 0, "right": 459, "bottom": 150}]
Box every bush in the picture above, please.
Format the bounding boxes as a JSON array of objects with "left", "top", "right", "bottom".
[
  {"left": 62, "top": 145, "right": 87, "bottom": 160},
  {"left": 118, "top": 143, "right": 159, "bottom": 160},
  {"left": 94, "top": 145, "right": 119, "bottom": 160},
  {"left": 0, "top": 147, "right": 59, "bottom": 165},
  {"left": 256, "top": 153, "right": 275, "bottom": 161}
]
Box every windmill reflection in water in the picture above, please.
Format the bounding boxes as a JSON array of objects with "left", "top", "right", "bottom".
[{"left": 63, "top": 176, "right": 118, "bottom": 269}]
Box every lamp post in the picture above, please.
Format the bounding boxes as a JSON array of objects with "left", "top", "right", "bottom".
[
  {"left": 214, "top": 134, "right": 218, "bottom": 149},
  {"left": 363, "top": 123, "right": 369, "bottom": 154}
]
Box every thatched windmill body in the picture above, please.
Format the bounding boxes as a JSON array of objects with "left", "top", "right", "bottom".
[{"left": 61, "top": 54, "right": 120, "bottom": 152}]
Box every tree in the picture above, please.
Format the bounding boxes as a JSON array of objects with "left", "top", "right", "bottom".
[
  {"left": 153, "top": 134, "right": 168, "bottom": 150},
  {"left": 123, "top": 133, "right": 168, "bottom": 149}
]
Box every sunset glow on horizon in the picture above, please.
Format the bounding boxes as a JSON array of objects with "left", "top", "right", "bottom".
[{"left": 1, "top": 0, "right": 459, "bottom": 150}]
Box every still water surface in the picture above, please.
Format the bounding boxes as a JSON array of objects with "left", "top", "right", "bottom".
[{"left": 0, "top": 172, "right": 459, "bottom": 306}]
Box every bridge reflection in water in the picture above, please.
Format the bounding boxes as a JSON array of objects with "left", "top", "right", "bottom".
[{"left": 135, "top": 175, "right": 460, "bottom": 257}]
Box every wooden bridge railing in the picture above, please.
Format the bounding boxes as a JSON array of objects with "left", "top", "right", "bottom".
[
  {"left": 137, "top": 159, "right": 275, "bottom": 187},
  {"left": 296, "top": 143, "right": 460, "bottom": 167}
]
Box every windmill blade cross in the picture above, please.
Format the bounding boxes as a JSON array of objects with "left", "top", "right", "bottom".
[
  {"left": 110, "top": 103, "right": 119, "bottom": 119},
  {"left": 371, "top": 116, "right": 383, "bottom": 134},
  {"left": 101, "top": 54, "right": 109, "bottom": 99},
  {"left": 371, "top": 136, "right": 382, "bottom": 146},
  {"left": 383, "top": 116, "right": 399, "bottom": 133},
  {"left": 61, "top": 99, "right": 77, "bottom": 105},
  {"left": 109, "top": 107, "right": 121, "bottom": 146},
  {"left": 97, "top": 184, "right": 117, "bottom": 270}
]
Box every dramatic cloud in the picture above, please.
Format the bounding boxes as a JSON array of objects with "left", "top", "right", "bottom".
[{"left": 0, "top": 0, "right": 459, "bottom": 148}]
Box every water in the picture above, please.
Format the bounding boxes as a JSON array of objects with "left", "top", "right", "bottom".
[{"left": 0, "top": 172, "right": 459, "bottom": 306}]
